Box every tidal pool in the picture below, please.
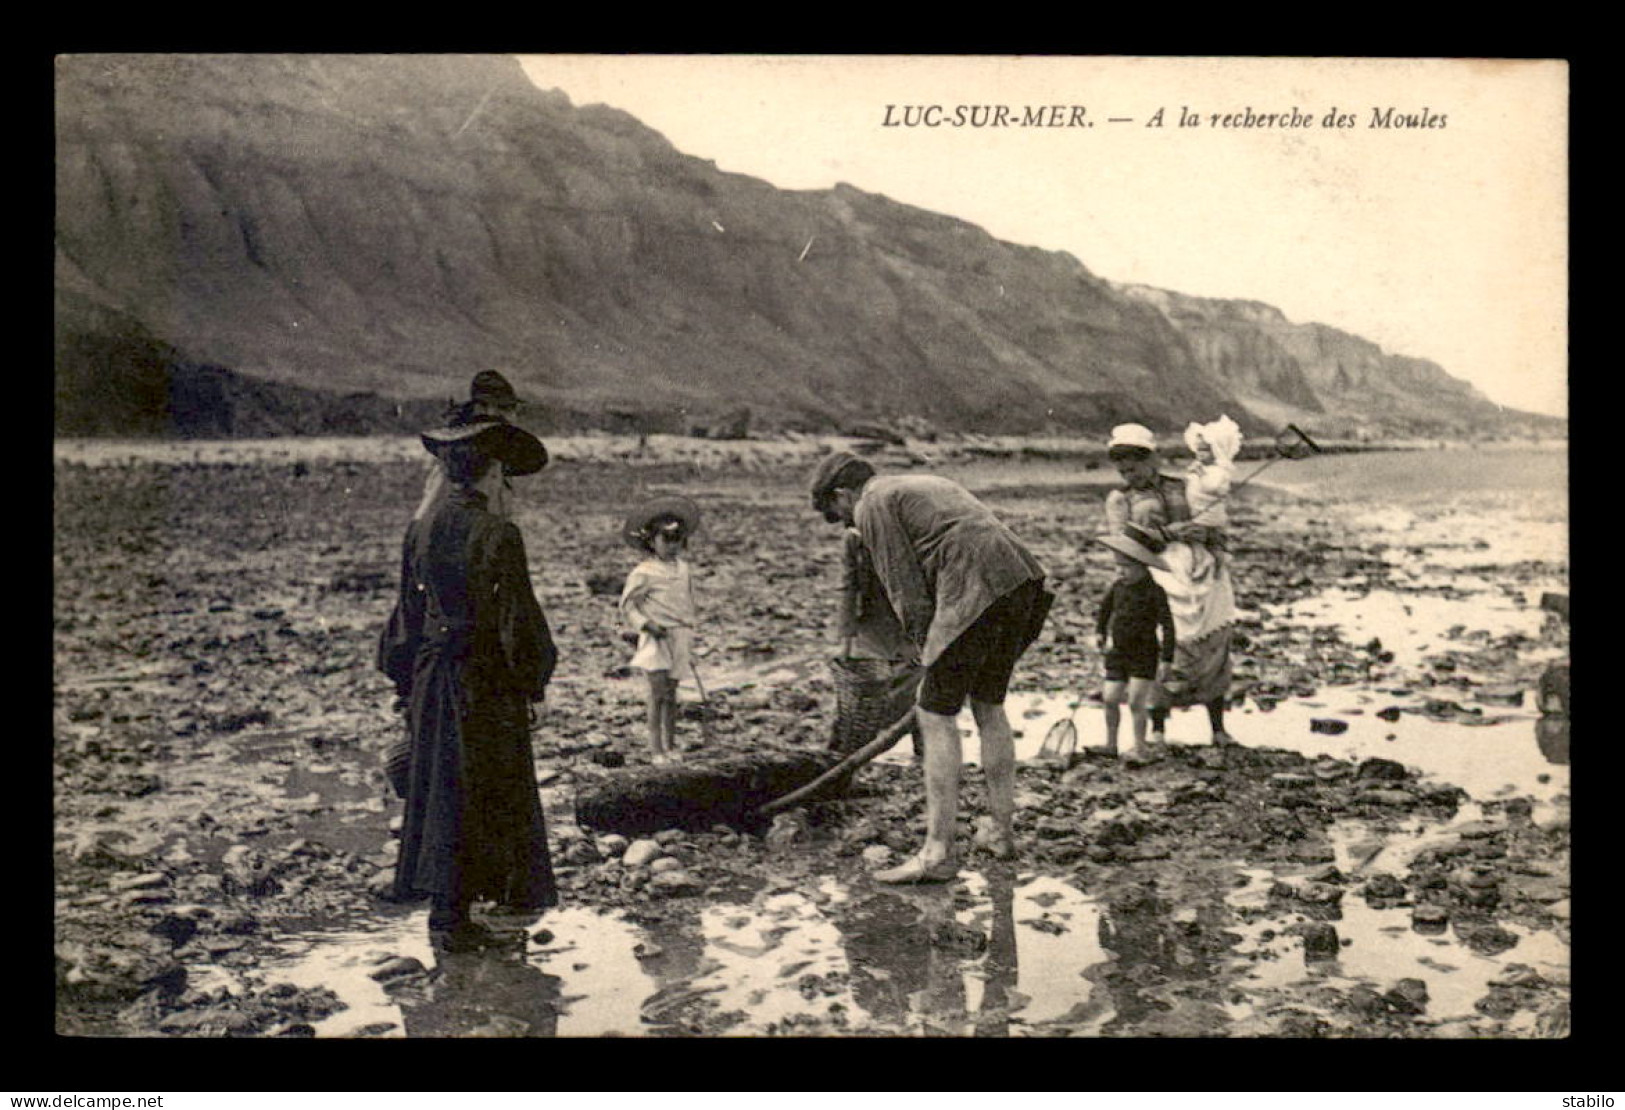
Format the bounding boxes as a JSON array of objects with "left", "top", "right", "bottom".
[
  {"left": 1221, "top": 818, "right": 1570, "bottom": 1029},
  {"left": 230, "top": 865, "right": 1117, "bottom": 1037}
]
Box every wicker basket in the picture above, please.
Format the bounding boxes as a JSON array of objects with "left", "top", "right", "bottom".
[
  {"left": 829, "top": 656, "right": 921, "bottom": 757},
  {"left": 383, "top": 734, "right": 411, "bottom": 799}
]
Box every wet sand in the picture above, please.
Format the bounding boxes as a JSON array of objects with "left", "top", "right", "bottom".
[{"left": 52, "top": 436, "right": 1569, "bottom": 1038}]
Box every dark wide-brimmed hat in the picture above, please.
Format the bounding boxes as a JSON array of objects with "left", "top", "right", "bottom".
[
  {"left": 421, "top": 416, "right": 549, "bottom": 476},
  {"left": 1094, "top": 530, "right": 1171, "bottom": 571},
  {"left": 469, "top": 369, "right": 521, "bottom": 410},
  {"left": 807, "top": 451, "right": 876, "bottom": 516},
  {"left": 622, "top": 495, "right": 703, "bottom": 550}
]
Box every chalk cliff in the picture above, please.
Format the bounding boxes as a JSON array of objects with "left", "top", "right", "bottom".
[{"left": 55, "top": 53, "right": 1557, "bottom": 438}]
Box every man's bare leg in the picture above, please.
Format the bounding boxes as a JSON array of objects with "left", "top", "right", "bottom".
[
  {"left": 874, "top": 706, "right": 964, "bottom": 882},
  {"left": 971, "top": 698, "right": 1015, "bottom": 857},
  {"left": 917, "top": 707, "right": 963, "bottom": 864}
]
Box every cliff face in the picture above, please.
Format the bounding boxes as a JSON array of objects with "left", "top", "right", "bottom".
[
  {"left": 1116, "top": 285, "right": 1538, "bottom": 436},
  {"left": 55, "top": 53, "right": 1551, "bottom": 437}
]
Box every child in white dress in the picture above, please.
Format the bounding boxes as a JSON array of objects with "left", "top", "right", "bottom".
[
  {"left": 619, "top": 497, "right": 702, "bottom": 766},
  {"left": 1183, "top": 415, "right": 1243, "bottom": 530}
]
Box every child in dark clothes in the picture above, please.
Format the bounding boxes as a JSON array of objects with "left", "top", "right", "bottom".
[{"left": 1094, "top": 534, "right": 1176, "bottom": 764}]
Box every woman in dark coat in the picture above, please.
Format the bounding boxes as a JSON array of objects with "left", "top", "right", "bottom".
[{"left": 378, "top": 419, "right": 558, "bottom": 949}]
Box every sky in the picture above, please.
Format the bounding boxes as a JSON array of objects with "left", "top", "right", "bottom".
[{"left": 516, "top": 55, "right": 1568, "bottom": 419}]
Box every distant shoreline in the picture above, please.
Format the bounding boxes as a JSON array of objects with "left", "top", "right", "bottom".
[{"left": 52, "top": 431, "right": 1568, "bottom": 472}]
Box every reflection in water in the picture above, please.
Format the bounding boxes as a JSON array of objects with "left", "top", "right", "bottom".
[
  {"left": 839, "top": 881, "right": 979, "bottom": 1035},
  {"left": 917, "top": 893, "right": 970, "bottom": 1037},
  {"left": 831, "top": 867, "right": 1105, "bottom": 1036},
  {"left": 1536, "top": 717, "right": 1569, "bottom": 766},
  {"left": 836, "top": 887, "right": 934, "bottom": 1029},
  {"left": 396, "top": 944, "right": 563, "bottom": 1038},
  {"left": 972, "top": 872, "right": 1018, "bottom": 1038},
  {"left": 1091, "top": 885, "right": 1172, "bottom": 1032}
]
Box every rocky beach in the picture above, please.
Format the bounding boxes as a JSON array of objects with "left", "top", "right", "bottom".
[{"left": 51, "top": 435, "right": 1569, "bottom": 1038}]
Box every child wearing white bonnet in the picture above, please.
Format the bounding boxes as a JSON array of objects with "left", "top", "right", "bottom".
[{"left": 1183, "top": 415, "right": 1243, "bottom": 529}]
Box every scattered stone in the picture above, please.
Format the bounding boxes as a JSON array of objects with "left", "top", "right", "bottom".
[
  {"left": 930, "top": 919, "right": 988, "bottom": 958},
  {"left": 1384, "top": 978, "right": 1429, "bottom": 1015},
  {"left": 468, "top": 1015, "right": 532, "bottom": 1037},
  {"left": 1300, "top": 923, "right": 1340, "bottom": 960},
  {"left": 216, "top": 911, "right": 260, "bottom": 936},
  {"left": 109, "top": 872, "right": 170, "bottom": 894},
  {"left": 1545, "top": 899, "right": 1571, "bottom": 921},
  {"left": 368, "top": 957, "right": 427, "bottom": 983},
  {"left": 148, "top": 914, "right": 200, "bottom": 948},
  {"left": 1490, "top": 964, "right": 1546, "bottom": 990},
  {"left": 860, "top": 845, "right": 893, "bottom": 866},
  {"left": 1412, "top": 905, "right": 1450, "bottom": 929},
  {"left": 158, "top": 1006, "right": 258, "bottom": 1036},
  {"left": 1309, "top": 719, "right": 1349, "bottom": 735},
  {"left": 1376, "top": 706, "right": 1403, "bottom": 722},
  {"left": 1457, "top": 923, "right": 1518, "bottom": 956},
  {"left": 1502, "top": 797, "right": 1534, "bottom": 822},
  {"left": 1346, "top": 985, "right": 1386, "bottom": 1018},
  {"left": 120, "top": 889, "right": 175, "bottom": 907},
  {"left": 1036, "top": 816, "right": 1076, "bottom": 840},
  {"left": 1535, "top": 1000, "right": 1571, "bottom": 1039},
  {"left": 765, "top": 813, "right": 811, "bottom": 849},
  {"left": 560, "top": 839, "right": 601, "bottom": 867},
  {"left": 1364, "top": 790, "right": 1416, "bottom": 807},
  {"left": 1310, "top": 758, "right": 1352, "bottom": 781},
  {"left": 531, "top": 928, "right": 556, "bottom": 945},
  {"left": 649, "top": 857, "right": 683, "bottom": 874},
  {"left": 621, "top": 839, "right": 664, "bottom": 868},
  {"left": 1362, "top": 873, "right": 1407, "bottom": 901},
  {"left": 597, "top": 834, "right": 630, "bottom": 858},
  {"left": 1421, "top": 785, "right": 1466, "bottom": 808},
  {"left": 1357, "top": 758, "right": 1409, "bottom": 781},
  {"left": 1270, "top": 773, "right": 1316, "bottom": 787},
  {"left": 1297, "top": 881, "right": 1344, "bottom": 904},
  {"left": 1272, "top": 879, "right": 1342, "bottom": 905},
  {"left": 649, "top": 870, "right": 699, "bottom": 895},
  {"left": 1266, "top": 1009, "right": 1327, "bottom": 1039},
  {"left": 1289, "top": 841, "right": 1336, "bottom": 864}
]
